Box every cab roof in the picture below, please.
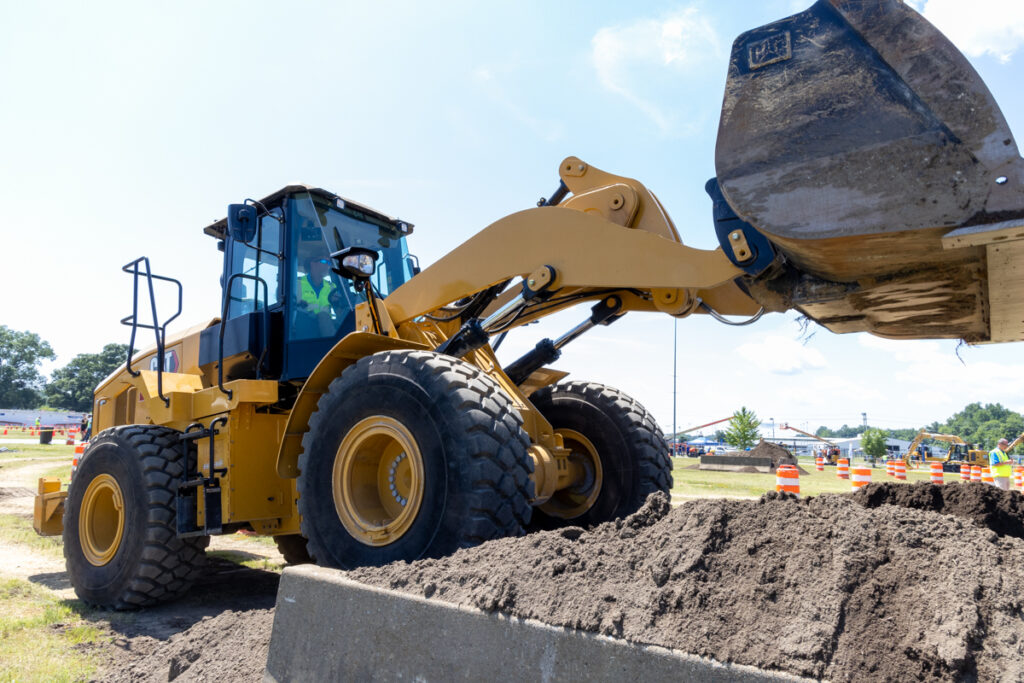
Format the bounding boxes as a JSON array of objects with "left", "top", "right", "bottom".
[{"left": 202, "top": 184, "right": 412, "bottom": 240}]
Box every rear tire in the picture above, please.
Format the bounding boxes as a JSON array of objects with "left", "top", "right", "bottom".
[
  {"left": 297, "top": 350, "right": 533, "bottom": 569},
  {"left": 528, "top": 381, "right": 672, "bottom": 529},
  {"left": 63, "top": 425, "right": 207, "bottom": 609},
  {"left": 274, "top": 534, "right": 312, "bottom": 565}
]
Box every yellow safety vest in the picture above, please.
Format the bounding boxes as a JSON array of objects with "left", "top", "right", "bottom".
[
  {"left": 990, "top": 448, "right": 1012, "bottom": 478},
  {"left": 299, "top": 276, "right": 336, "bottom": 314}
]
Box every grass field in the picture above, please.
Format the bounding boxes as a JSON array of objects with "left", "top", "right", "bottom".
[
  {"left": 0, "top": 578, "right": 103, "bottom": 683},
  {"left": 0, "top": 440, "right": 76, "bottom": 460},
  {"left": 670, "top": 456, "right": 949, "bottom": 499}
]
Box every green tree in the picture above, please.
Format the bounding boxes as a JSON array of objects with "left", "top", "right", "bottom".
[
  {"left": 44, "top": 343, "right": 129, "bottom": 412},
  {"left": 0, "top": 326, "right": 55, "bottom": 408},
  {"left": 937, "top": 403, "right": 1024, "bottom": 451},
  {"left": 723, "top": 407, "right": 760, "bottom": 450},
  {"left": 861, "top": 428, "right": 889, "bottom": 460}
]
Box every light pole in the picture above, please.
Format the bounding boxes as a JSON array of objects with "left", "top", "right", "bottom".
[{"left": 672, "top": 319, "right": 677, "bottom": 456}]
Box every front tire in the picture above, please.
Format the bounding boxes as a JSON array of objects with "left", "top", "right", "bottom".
[
  {"left": 528, "top": 381, "right": 672, "bottom": 529},
  {"left": 63, "top": 425, "right": 207, "bottom": 609},
  {"left": 297, "top": 350, "right": 533, "bottom": 569}
]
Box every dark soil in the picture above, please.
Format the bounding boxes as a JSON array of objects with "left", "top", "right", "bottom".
[
  {"left": 99, "top": 558, "right": 279, "bottom": 682},
  {"left": 349, "top": 485, "right": 1024, "bottom": 682},
  {"left": 0, "top": 486, "right": 33, "bottom": 499},
  {"left": 748, "top": 439, "right": 797, "bottom": 468},
  {"left": 854, "top": 480, "right": 1024, "bottom": 540}
]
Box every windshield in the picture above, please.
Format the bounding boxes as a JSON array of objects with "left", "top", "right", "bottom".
[{"left": 288, "top": 193, "right": 415, "bottom": 341}]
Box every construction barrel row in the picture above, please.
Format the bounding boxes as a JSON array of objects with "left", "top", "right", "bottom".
[{"left": 772, "top": 460, "right": 1024, "bottom": 495}]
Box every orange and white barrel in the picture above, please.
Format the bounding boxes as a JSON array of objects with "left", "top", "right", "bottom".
[
  {"left": 894, "top": 461, "right": 907, "bottom": 480},
  {"left": 815, "top": 457, "right": 824, "bottom": 472},
  {"left": 776, "top": 464, "right": 800, "bottom": 497},
  {"left": 70, "top": 442, "right": 87, "bottom": 481},
  {"left": 982, "top": 467, "right": 995, "bottom": 486},
  {"left": 886, "top": 459, "right": 895, "bottom": 477},
  {"left": 1015, "top": 466, "right": 1024, "bottom": 490},
  {"left": 959, "top": 464, "right": 970, "bottom": 481},
  {"left": 836, "top": 458, "right": 850, "bottom": 479},
  {"left": 930, "top": 462, "right": 943, "bottom": 485},
  {"left": 971, "top": 465, "right": 982, "bottom": 482},
  {"left": 851, "top": 466, "right": 871, "bottom": 491}
]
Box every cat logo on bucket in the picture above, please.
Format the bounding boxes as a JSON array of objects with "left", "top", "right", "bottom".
[{"left": 149, "top": 349, "right": 179, "bottom": 373}]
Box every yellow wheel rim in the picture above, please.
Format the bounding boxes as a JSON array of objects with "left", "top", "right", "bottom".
[
  {"left": 79, "top": 474, "right": 125, "bottom": 566},
  {"left": 540, "top": 428, "right": 604, "bottom": 519},
  {"left": 332, "top": 416, "right": 425, "bottom": 547}
]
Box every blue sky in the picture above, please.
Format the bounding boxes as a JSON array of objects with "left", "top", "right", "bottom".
[{"left": 1, "top": 0, "right": 1022, "bottom": 434}]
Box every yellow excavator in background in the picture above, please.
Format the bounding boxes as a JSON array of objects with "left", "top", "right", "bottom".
[
  {"left": 779, "top": 424, "right": 841, "bottom": 464},
  {"left": 33, "top": 0, "right": 1024, "bottom": 609},
  {"left": 904, "top": 429, "right": 988, "bottom": 472}
]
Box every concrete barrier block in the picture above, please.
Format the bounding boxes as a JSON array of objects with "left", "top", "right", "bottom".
[{"left": 265, "top": 565, "right": 808, "bottom": 682}]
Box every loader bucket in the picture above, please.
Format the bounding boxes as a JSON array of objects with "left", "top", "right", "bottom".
[{"left": 715, "top": 0, "right": 1024, "bottom": 343}]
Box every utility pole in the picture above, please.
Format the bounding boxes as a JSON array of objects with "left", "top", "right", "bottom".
[
  {"left": 672, "top": 318, "right": 677, "bottom": 456},
  {"left": 862, "top": 412, "right": 867, "bottom": 429}
]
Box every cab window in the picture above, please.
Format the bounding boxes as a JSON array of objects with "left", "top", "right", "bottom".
[{"left": 226, "top": 210, "right": 282, "bottom": 319}]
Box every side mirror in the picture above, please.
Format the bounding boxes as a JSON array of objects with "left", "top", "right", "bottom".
[{"left": 227, "top": 204, "right": 258, "bottom": 243}]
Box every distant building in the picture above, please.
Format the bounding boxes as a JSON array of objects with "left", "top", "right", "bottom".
[{"left": 833, "top": 436, "right": 913, "bottom": 459}]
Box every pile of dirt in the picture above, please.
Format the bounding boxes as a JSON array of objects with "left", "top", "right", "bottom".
[
  {"left": 854, "top": 480, "right": 1024, "bottom": 540},
  {"left": 101, "top": 558, "right": 281, "bottom": 682},
  {"left": 747, "top": 439, "right": 797, "bottom": 469},
  {"left": 349, "top": 489, "right": 1024, "bottom": 681},
  {"left": 106, "top": 609, "right": 274, "bottom": 682}
]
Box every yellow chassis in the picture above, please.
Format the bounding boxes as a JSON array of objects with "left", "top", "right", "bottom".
[{"left": 35, "top": 156, "right": 759, "bottom": 538}]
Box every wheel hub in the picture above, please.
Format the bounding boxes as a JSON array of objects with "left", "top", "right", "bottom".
[
  {"left": 539, "top": 428, "right": 604, "bottom": 519},
  {"left": 332, "top": 416, "right": 424, "bottom": 547},
  {"left": 79, "top": 473, "right": 125, "bottom": 566}
]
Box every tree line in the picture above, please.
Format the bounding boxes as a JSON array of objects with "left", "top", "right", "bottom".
[
  {"left": 0, "top": 325, "right": 128, "bottom": 413},
  {"left": 675, "top": 402, "right": 1024, "bottom": 455},
  {"left": 814, "top": 403, "right": 1024, "bottom": 453}
]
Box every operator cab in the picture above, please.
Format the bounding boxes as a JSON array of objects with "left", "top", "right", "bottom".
[{"left": 200, "top": 185, "right": 417, "bottom": 384}]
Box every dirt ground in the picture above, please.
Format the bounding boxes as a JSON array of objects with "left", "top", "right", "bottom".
[
  {"left": 0, "top": 457, "right": 280, "bottom": 682},
  {"left": 6, "top": 452, "right": 1024, "bottom": 681}
]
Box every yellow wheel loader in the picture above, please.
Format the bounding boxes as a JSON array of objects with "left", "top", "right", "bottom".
[{"left": 35, "top": 0, "right": 1024, "bottom": 609}]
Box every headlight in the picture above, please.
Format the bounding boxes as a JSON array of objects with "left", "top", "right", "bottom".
[{"left": 331, "top": 247, "right": 379, "bottom": 279}]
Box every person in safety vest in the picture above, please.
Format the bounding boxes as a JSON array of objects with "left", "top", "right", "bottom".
[
  {"left": 296, "top": 256, "right": 343, "bottom": 337},
  {"left": 990, "top": 438, "right": 1012, "bottom": 490}
]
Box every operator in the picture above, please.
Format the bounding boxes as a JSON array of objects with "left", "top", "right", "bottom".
[
  {"left": 990, "top": 438, "right": 1012, "bottom": 490},
  {"left": 295, "top": 256, "right": 344, "bottom": 338}
]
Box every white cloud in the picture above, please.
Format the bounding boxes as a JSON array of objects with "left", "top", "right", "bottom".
[
  {"left": 908, "top": 0, "right": 1024, "bottom": 63},
  {"left": 591, "top": 7, "right": 724, "bottom": 133},
  {"left": 858, "top": 335, "right": 1024, "bottom": 408},
  {"left": 736, "top": 335, "right": 826, "bottom": 375}
]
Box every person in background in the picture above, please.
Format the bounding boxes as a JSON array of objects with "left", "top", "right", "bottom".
[
  {"left": 990, "top": 438, "right": 1012, "bottom": 490},
  {"left": 80, "top": 414, "right": 88, "bottom": 439},
  {"left": 34, "top": 416, "right": 40, "bottom": 429}
]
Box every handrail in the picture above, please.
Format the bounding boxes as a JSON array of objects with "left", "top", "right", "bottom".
[
  {"left": 120, "top": 257, "right": 183, "bottom": 407},
  {"left": 218, "top": 273, "right": 270, "bottom": 399}
]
